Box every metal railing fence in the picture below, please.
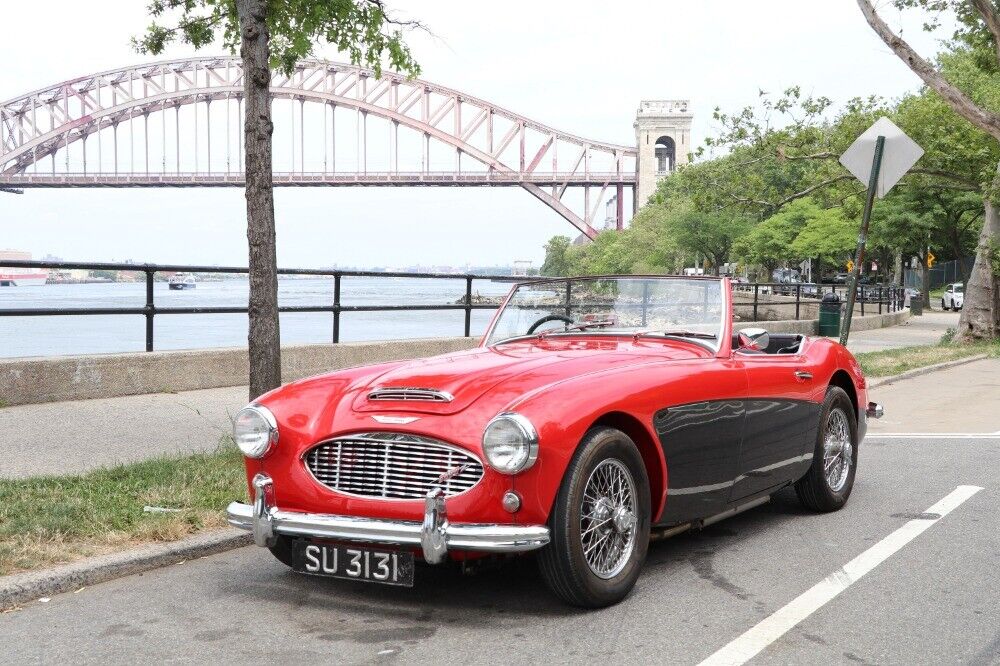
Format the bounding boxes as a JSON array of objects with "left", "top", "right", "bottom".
[
  {"left": 732, "top": 282, "right": 906, "bottom": 321},
  {"left": 0, "top": 260, "right": 505, "bottom": 352},
  {"left": 0, "top": 262, "right": 906, "bottom": 353}
]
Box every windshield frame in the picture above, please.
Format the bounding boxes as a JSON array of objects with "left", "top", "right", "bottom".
[{"left": 483, "top": 275, "right": 730, "bottom": 353}]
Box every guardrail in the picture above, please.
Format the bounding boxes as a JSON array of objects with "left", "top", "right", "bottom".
[
  {"left": 732, "top": 282, "right": 907, "bottom": 321},
  {"left": 0, "top": 260, "right": 506, "bottom": 352},
  {"left": 0, "top": 262, "right": 907, "bottom": 353}
]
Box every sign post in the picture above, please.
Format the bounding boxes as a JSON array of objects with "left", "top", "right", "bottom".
[
  {"left": 839, "top": 136, "right": 885, "bottom": 345},
  {"left": 837, "top": 117, "right": 924, "bottom": 345}
]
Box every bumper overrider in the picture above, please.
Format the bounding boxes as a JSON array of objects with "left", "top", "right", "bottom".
[{"left": 226, "top": 474, "right": 551, "bottom": 565}]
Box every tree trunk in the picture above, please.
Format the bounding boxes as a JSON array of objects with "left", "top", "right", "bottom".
[
  {"left": 957, "top": 191, "right": 1000, "bottom": 340},
  {"left": 238, "top": 0, "right": 282, "bottom": 400},
  {"left": 893, "top": 251, "right": 902, "bottom": 287}
]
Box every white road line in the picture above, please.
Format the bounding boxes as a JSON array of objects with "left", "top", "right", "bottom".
[
  {"left": 697, "top": 485, "right": 984, "bottom": 666},
  {"left": 867, "top": 433, "right": 1000, "bottom": 439}
]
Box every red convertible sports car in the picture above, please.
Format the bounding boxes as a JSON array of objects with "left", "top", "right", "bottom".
[{"left": 228, "top": 275, "right": 882, "bottom": 608}]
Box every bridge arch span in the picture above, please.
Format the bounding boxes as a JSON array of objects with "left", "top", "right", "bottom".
[{"left": 1, "top": 57, "right": 638, "bottom": 238}]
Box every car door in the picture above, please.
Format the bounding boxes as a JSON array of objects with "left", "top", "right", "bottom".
[
  {"left": 731, "top": 338, "right": 822, "bottom": 501},
  {"left": 653, "top": 357, "right": 749, "bottom": 525}
]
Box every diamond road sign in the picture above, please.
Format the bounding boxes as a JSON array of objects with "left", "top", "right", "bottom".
[{"left": 839, "top": 117, "right": 923, "bottom": 198}]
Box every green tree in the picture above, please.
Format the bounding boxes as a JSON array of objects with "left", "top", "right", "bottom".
[
  {"left": 858, "top": 0, "right": 1000, "bottom": 340},
  {"left": 734, "top": 198, "right": 834, "bottom": 276},
  {"left": 789, "top": 208, "right": 856, "bottom": 269},
  {"left": 664, "top": 205, "right": 751, "bottom": 276},
  {"left": 134, "top": 0, "right": 422, "bottom": 398},
  {"left": 540, "top": 236, "right": 572, "bottom": 276}
]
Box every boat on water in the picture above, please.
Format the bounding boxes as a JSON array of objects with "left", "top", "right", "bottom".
[
  {"left": 168, "top": 273, "right": 197, "bottom": 290},
  {"left": 0, "top": 249, "right": 48, "bottom": 286}
]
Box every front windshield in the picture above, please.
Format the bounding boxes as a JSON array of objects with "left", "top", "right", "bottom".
[
  {"left": 954, "top": 284, "right": 964, "bottom": 293},
  {"left": 486, "top": 277, "right": 725, "bottom": 350}
]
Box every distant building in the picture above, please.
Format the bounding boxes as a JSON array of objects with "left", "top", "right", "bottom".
[
  {"left": 604, "top": 195, "right": 620, "bottom": 231},
  {"left": 634, "top": 100, "right": 693, "bottom": 206},
  {"left": 0, "top": 249, "right": 31, "bottom": 262},
  {"left": 512, "top": 260, "right": 533, "bottom": 277}
]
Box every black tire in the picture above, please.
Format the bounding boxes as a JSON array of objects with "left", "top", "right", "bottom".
[
  {"left": 538, "top": 426, "right": 651, "bottom": 608},
  {"left": 795, "top": 386, "right": 858, "bottom": 512},
  {"left": 941, "top": 299, "right": 948, "bottom": 311},
  {"left": 268, "top": 535, "right": 296, "bottom": 567}
]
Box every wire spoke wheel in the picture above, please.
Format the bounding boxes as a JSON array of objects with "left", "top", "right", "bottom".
[
  {"left": 823, "top": 408, "right": 852, "bottom": 492},
  {"left": 579, "top": 459, "right": 637, "bottom": 579}
]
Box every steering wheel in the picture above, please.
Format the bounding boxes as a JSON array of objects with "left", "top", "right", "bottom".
[{"left": 526, "top": 314, "right": 574, "bottom": 334}]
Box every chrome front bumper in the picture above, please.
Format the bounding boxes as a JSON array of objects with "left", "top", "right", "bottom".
[
  {"left": 227, "top": 474, "right": 550, "bottom": 565},
  {"left": 866, "top": 401, "right": 884, "bottom": 419}
]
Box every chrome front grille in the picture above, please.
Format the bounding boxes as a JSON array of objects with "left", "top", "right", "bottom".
[
  {"left": 305, "top": 432, "right": 484, "bottom": 500},
  {"left": 367, "top": 387, "right": 454, "bottom": 402}
]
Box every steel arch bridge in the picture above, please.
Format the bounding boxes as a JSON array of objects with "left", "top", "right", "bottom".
[{"left": 0, "top": 56, "right": 638, "bottom": 239}]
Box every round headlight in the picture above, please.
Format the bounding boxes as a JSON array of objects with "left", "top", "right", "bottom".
[
  {"left": 233, "top": 405, "right": 278, "bottom": 459},
  {"left": 482, "top": 413, "right": 538, "bottom": 474}
]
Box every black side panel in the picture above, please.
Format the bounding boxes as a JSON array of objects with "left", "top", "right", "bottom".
[
  {"left": 730, "top": 399, "right": 820, "bottom": 501},
  {"left": 653, "top": 401, "right": 745, "bottom": 525}
]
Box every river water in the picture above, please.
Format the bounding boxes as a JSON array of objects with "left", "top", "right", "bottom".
[{"left": 0, "top": 277, "right": 512, "bottom": 358}]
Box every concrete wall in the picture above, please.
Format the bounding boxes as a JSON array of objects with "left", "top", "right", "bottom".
[
  {"left": 732, "top": 291, "right": 883, "bottom": 322},
  {"left": 1, "top": 309, "right": 908, "bottom": 407},
  {"left": 734, "top": 308, "right": 909, "bottom": 336},
  {"left": 0, "top": 337, "right": 478, "bottom": 407}
]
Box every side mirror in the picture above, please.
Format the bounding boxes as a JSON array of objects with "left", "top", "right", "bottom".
[{"left": 738, "top": 327, "right": 770, "bottom": 352}]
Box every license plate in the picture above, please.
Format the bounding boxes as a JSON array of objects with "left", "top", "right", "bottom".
[{"left": 292, "top": 541, "right": 415, "bottom": 587}]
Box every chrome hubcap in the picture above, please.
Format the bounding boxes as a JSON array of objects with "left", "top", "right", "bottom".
[
  {"left": 824, "top": 408, "right": 852, "bottom": 492},
  {"left": 580, "top": 459, "right": 637, "bottom": 579}
]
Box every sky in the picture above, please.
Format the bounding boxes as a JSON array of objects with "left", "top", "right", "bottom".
[{"left": 0, "top": 1, "right": 949, "bottom": 269}]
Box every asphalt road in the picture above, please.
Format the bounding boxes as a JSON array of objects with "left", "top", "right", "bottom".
[{"left": 3, "top": 430, "right": 998, "bottom": 665}]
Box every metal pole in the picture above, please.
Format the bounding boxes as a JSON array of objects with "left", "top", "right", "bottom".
[
  {"left": 145, "top": 269, "right": 155, "bottom": 351},
  {"left": 464, "top": 277, "right": 473, "bottom": 337},
  {"left": 641, "top": 281, "right": 649, "bottom": 326},
  {"left": 753, "top": 284, "right": 759, "bottom": 322},
  {"left": 840, "top": 135, "right": 885, "bottom": 346},
  {"left": 332, "top": 274, "right": 341, "bottom": 343}
]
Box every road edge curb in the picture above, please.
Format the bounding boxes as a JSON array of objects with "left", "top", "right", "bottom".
[
  {"left": 0, "top": 528, "right": 252, "bottom": 610},
  {"left": 868, "top": 353, "right": 989, "bottom": 389}
]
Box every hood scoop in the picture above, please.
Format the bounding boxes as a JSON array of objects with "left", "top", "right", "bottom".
[{"left": 367, "top": 386, "right": 454, "bottom": 403}]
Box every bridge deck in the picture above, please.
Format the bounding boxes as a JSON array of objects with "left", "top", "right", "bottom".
[{"left": 0, "top": 171, "right": 636, "bottom": 188}]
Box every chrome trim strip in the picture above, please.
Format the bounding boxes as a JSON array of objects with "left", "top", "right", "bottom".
[
  {"left": 227, "top": 475, "right": 550, "bottom": 559},
  {"left": 667, "top": 453, "right": 814, "bottom": 495},
  {"left": 367, "top": 387, "right": 455, "bottom": 403}
]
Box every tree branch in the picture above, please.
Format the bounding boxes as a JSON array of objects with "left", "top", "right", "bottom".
[
  {"left": 777, "top": 148, "right": 838, "bottom": 161},
  {"left": 857, "top": 0, "right": 1000, "bottom": 141},
  {"left": 971, "top": 0, "right": 1000, "bottom": 65},
  {"left": 771, "top": 174, "right": 856, "bottom": 209},
  {"left": 907, "top": 168, "right": 980, "bottom": 189}
]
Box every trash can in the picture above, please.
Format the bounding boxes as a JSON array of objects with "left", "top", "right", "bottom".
[
  {"left": 818, "top": 292, "right": 841, "bottom": 336},
  {"left": 909, "top": 293, "right": 923, "bottom": 316}
]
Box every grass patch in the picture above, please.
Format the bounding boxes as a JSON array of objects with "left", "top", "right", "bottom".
[
  {"left": 0, "top": 437, "right": 247, "bottom": 576},
  {"left": 856, "top": 340, "right": 1000, "bottom": 377}
]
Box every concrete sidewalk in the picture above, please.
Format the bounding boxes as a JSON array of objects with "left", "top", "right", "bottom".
[
  {"left": 867, "top": 357, "right": 1000, "bottom": 434},
  {"left": 839, "top": 309, "right": 959, "bottom": 353},
  {"left": 0, "top": 315, "right": 977, "bottom": 480},
  {"left": 0, "top": 385, "right": 246, "bottom": 479}
]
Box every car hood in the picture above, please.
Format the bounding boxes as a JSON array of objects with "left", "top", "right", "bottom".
[{"left": 349, "top": 337, "right": 706, "bottom": 415}]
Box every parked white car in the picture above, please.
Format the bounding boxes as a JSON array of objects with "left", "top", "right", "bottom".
[{"left": 942, "top": 282, "right": 964, "bottom": 310}]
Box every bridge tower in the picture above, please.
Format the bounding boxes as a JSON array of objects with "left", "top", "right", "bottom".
[{"left": 634, "top": 100, "right": 693, "bottom": 208}]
